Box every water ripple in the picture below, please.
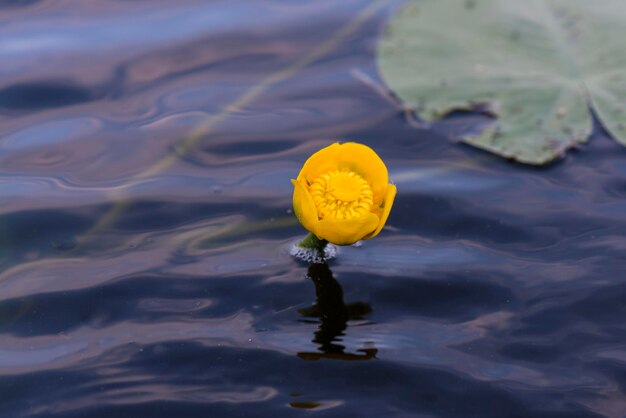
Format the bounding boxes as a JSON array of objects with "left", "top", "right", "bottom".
[{"left": 1, "top": 0, "right": 626, "bottom": 417}]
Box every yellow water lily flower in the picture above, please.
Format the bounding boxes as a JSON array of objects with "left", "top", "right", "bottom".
[{"left": 291, "top": 142, "right": 396, "bottom": 245}]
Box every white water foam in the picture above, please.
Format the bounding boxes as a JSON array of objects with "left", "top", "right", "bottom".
[{"left": 289, "top": 242, "right": 338, "bottom": 264}]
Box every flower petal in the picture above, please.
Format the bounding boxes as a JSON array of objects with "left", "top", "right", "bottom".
[
  {"left": 291, "top": 179, "right": 320, "bottom": 237},
  {"left": 335, "top": 142, "right": 389, "bottom": 205},
  {"left": 363, "top": 184, "right": 396, "bottom": 240},
  {"left": 296, "top": 143, "right": 341, "bottom": 185},
  {"left": 318, "top": 213, "right": 379, "bottom": 246}
]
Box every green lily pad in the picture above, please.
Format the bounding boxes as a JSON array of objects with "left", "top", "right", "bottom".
[{"left": 379, "top": 0, "right": 626, "bottom": 165}]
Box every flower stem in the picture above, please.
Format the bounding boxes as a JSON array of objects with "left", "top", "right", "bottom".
[{"left": 298, "top": 233, "right": 328, "bottom": 252}]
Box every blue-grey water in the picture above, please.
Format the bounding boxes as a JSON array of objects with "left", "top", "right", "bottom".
[{"left": 1, "top": 1, "right": 626, "bottom": 417}]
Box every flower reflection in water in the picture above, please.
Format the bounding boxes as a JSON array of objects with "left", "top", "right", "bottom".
[{"left": 297, "top": 263, "right": 376, "bottom": 361}]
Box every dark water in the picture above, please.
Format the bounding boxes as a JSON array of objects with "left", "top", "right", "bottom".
[{"left": 2, "top": 1, "right": 626, "bottom": 417}]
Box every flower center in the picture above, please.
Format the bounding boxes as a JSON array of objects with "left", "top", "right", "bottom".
[{"left": 309, "top": 170, "right": 373, "bottom": 220}]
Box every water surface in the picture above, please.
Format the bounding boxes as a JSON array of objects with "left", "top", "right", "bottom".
[{"left": 1, "top": 1, "right": 626, "bottom": 417}]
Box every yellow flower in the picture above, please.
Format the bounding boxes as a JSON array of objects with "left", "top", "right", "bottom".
[{"left": 291, "top": 142, "right": 396, "bottom": 245}]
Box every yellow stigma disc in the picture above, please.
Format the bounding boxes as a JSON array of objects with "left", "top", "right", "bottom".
[{"left": 309, "top": 170, "right": 373, "bottom": 220}]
